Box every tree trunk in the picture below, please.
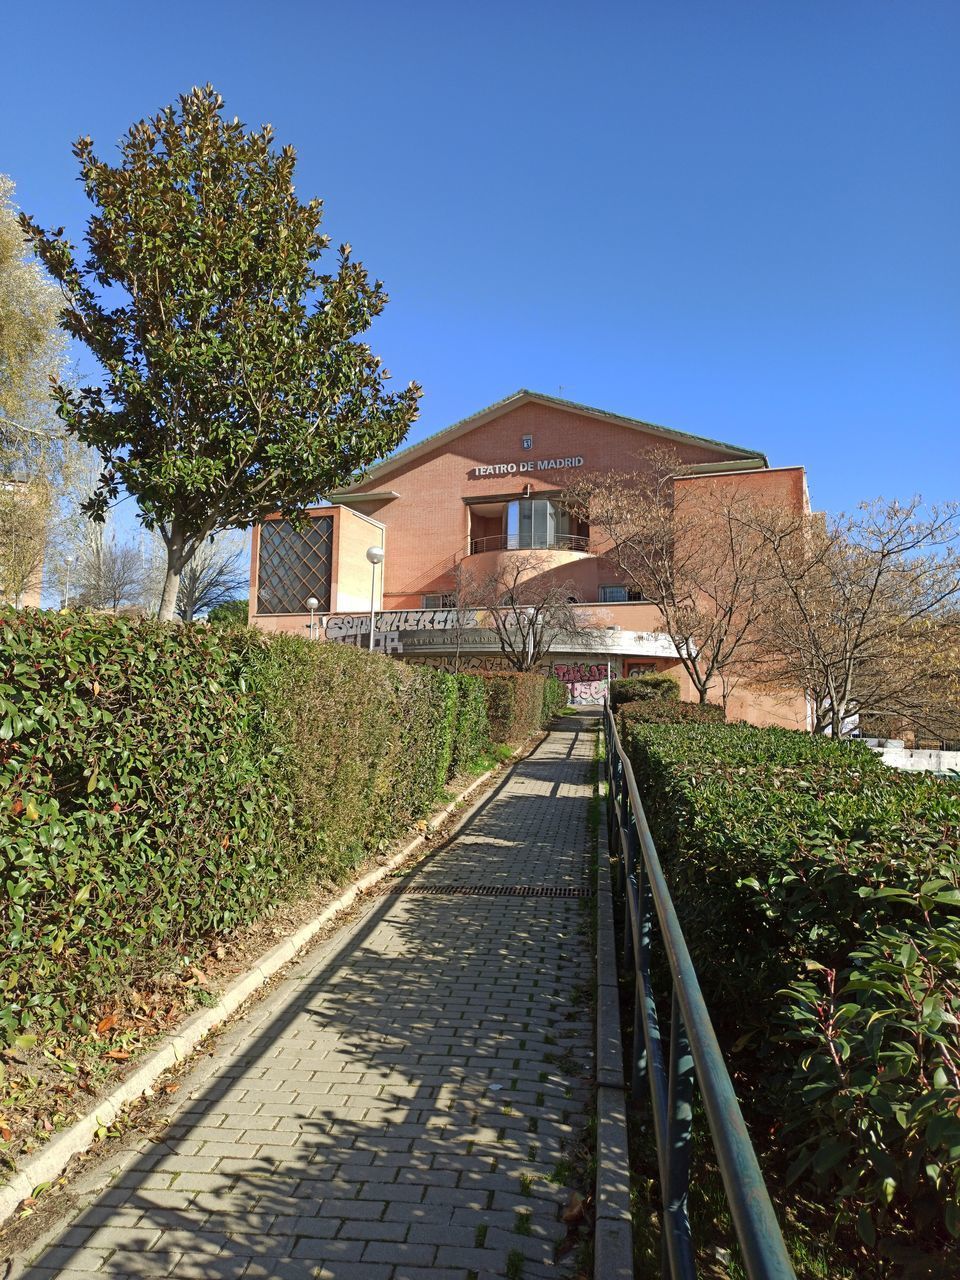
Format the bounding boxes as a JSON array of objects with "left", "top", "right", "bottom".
[
  {"left": 157, "top": 566, "right": 181, "bottom": 621},
  {"left": 157, "top": 530, "right": 185, "bottom": 622}
]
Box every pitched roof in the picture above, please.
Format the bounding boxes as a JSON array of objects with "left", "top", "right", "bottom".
[{"left": 341, "top": 389, "right": 768, "bottom": 489}]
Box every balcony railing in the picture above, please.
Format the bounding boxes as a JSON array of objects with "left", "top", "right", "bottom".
[{"left": 467, "top": 533, "right": 590, "bottom": 556}]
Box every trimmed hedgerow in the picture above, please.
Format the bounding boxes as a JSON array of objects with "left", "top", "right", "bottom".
[
  {"left": 1, "top": 612, "right": 287, "bottom": 1035},
  {"left": 480, "top": 673, "right": 540, "bottom": 742},
  {"left": 617, "top": 698, "right": 724, "bottom": 729},
  {"left": 451, "top": 674, "right": 490, "bottom": 776},
  {"left": 254, "top": 639, "right": 467, "bottom": 874},
  {"left": 0, "top": 611, "right": 497, "bottom": 1037},
  {"left": 620, "top": 716, "right": 960, "bottom": 1250},
  {"left": 542, "top": 675, "right": 568, "bottom": 722},
  {"left": 478, "top": 672, "right": 558, "bottom": 743},
  {"left": 610, "top": 672, "right": 679, "bottom": 709}
]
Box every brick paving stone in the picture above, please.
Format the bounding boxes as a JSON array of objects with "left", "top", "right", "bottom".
[{"left": 17, "top": 716, "right": 596, "bottom": 1279}]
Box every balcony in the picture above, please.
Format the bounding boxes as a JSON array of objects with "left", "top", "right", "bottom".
[{"left": 467, "top": 532, "right": 591, "bottom": 556}]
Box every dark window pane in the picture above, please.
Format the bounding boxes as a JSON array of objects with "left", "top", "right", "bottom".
[{"left": 256, "top": 517, "right": 333, "bottom": 614}]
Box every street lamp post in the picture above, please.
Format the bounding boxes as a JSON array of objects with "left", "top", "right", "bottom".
[
  {"left": 306, "top": 596, "right": 319, "bottom": 640},
  {"left": 365, "top": 545, "right": 385, "bottom": 652}
]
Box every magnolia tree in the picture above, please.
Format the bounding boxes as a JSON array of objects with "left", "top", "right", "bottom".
[
  {"left": 749, "top": 498, "right": 960, "bottom": 739},
  {"left": 21, "top": 86, "right": 420, "bottom": 620},
  {"left": 567, "top": 457, "right": 782, "bottom": 706}
]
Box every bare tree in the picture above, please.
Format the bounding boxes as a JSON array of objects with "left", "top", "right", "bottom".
[
  {"left": 568, "top": 456, "right": 782, "bottom": 706},
  {"left": 0, "top": 477, "right": 48, "bottom": 607},
  {"left": 176, "top": 539, "right": 248, "bottom": 622},
  {"left": 457, "top": 550, "right": 593, "bottom": 672},
  {"left": 75, "top": 528, "right": 143, "bottom": 611},
  {"left": 750, "top": 498, "right": 960, "bottom": 738},
  {"left": 0, "top": 173, "right": 71, "bottom": 609},
  {"left": 42, "top": 440, "right": 107, "bottom": 607}
]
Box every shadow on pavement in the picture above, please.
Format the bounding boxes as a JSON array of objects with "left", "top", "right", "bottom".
[{"left": 20, "top": 718, "right": 598, "bottom": 1280}]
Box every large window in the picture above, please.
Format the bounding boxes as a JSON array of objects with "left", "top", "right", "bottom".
[
  {"left": 256, "top": 516, "right": 333, "bottom": 614},
  {"left": 505, "top": 498, "right": 572, "bottom": 549},
  {"left": 599, "top": 585, "right": 649, "bottom": 603}
]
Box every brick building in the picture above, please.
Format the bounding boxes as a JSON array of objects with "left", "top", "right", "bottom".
[{"left": 249, "top": 390, "right": 810, "bottom": 724}]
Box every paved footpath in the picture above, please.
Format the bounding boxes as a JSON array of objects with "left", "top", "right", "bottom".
[{"left": 18, "top": 716, "right": 597, "bottom": 1280}]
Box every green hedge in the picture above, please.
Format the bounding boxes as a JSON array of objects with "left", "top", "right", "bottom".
[
  {"left": 0, "top": 611, "right": 498, "bottom": 1037},
  {"left": 617, "top": 698, "right": 724, "bottom": 728},
  {"left": 451, "top": 674, "right": 491, "bottom": 776},
  {"left": 621, "top": 717, "right": 960, "bottom": 1247},
  {"left": 542, "top": 674, "right": 568, "bottom": 722},
  {"left": 610, "top": 672, "right": 680, "bottom": 708},
  {"left": 257, "top": 639, "right": 469, "bottom": 870},
  {"left": 479, "top": 672, "right": 552, "bottom": 742}
]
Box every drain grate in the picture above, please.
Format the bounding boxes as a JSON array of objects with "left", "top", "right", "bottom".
[{"left": 384, "top": 883, "right": 592, "bottom": 898}]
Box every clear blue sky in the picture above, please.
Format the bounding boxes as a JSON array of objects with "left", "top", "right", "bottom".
[{"left": 2, "top": 0, "right": 957, "bottom": 517}]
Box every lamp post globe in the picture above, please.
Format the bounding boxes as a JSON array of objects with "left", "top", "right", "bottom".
[
  {"left": 306, "top": 596, "right": 320, "bottom": 640},
  {"left": 365, "top": 546, "right": 385, "bottom": 651}
]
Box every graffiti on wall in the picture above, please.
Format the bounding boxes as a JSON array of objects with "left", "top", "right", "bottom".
[
  {"left": 552, "top": 661, "right": 621, "bottom": 705},
  {"left": 323, "top": 609, "right": 477, "bottom": 643},
  {"left": 319, "top": 610, "right": 626, "bottom": 703}
]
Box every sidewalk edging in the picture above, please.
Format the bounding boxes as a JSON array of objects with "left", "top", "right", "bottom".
[
  {"left": 0, "top": 741, "right": 536, "bottom": 1228},
  {"left": 594, "top": 757, "right": 634, "bottom": 1279}
]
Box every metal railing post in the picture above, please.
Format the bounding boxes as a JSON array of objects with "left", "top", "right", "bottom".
[{"left": 662, "top": 988, "right": 696, "bottom": 1280}]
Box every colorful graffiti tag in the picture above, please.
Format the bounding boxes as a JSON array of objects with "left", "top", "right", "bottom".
[
  {"left": 552, "top": 661, "right": 618, "bottom": 705},
  {"left": 320, "top": 611, "right": 624, "bottom": 701},
  {"left": 322, "top": 609, "right": 480, "bottom": 653}
]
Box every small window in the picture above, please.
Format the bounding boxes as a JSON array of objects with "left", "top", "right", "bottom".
[
  {"left": 521, "top": 434, "right": 533, "bottom": 450},
  {"left": 422, "top": 593, "right": 456, "bottom": 609},
  {"left": 600, "top": 585, "right": 647, "bottom": 603}
]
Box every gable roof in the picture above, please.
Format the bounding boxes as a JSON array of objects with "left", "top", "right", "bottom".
[{"left": 339, "top": 390, "right": 768, "bottom": 491}]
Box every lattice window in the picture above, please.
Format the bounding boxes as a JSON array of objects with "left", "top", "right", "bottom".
[{"left": 256, "top": 517, "right": 333, "bottom": 614}]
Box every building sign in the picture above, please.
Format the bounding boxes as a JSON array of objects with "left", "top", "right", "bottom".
[{"left": 470, "top": 456, "right": 584, "bottom": 478}]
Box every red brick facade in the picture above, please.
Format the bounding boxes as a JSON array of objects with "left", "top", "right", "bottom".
[
  {"left": 250, "top": 391, "right": 811, "bottom": 728},
  {"left": 340, "top": 394, "right": 765, "bottom": 609}
]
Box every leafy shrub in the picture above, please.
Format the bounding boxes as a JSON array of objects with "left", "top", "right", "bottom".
[
  {"left": 542, "top": 675, "right": 568, "bottom": 722},
  {"left": 781, "top": 923, "right": 960, "bottom": 1244},
  {"left": 610, "top": 672, "right": 679, "bottom": 709},
  {"left": 479, "top": 672, "right": 549, "bottom": 742},
  {"left": 206, "top": 599, "right": 248, "bottom": 627},
  {"left": 254, "top": 641, "right": 467, "bottom": 872},
  {"left": 0, "top": 611, "right": 498, "bottom": 1037},
  {"left": 451, "top": 674, "right": 491, "bottom": 775},
  {"left": 1, "top": 611, "right": 287, "bottom": 1035},
  {"left": 617, "top": 698, "right": 724, "bottom": 728},
  {"left": 619, "top": 716, "right": 960, "bottom": 1246}
]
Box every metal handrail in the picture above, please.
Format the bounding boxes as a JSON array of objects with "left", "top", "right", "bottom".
[
  {"left": 467, "top": 533, "right": 591, "bottom": 555},
  {"left": 602, "top": 700, "right": 795, "bottom": 1280}
]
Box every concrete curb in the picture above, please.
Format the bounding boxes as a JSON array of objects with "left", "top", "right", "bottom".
[
  {"left": 0, "top": 743, "right": 533, "bottom": 1228},
  {"left": 594, "top": 757, "right": 634, "bottom": 1280}
]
